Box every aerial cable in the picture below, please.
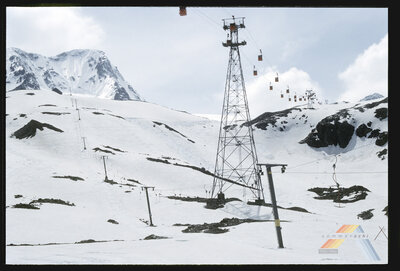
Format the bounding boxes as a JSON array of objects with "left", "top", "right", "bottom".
[
  {"left": 192, "top": 8, "right": 221, "bottom": 29},
  {"left": 288, "top": 140, "right": 379, "bottom": 170}
]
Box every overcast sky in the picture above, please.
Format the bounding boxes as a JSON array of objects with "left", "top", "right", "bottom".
[{"left": 6, "top": 6, "right": 388, "bottom": 117}]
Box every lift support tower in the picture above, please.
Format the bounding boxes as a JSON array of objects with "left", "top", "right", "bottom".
[{"left": 210, "top": 16, "right": 265, "bottom": 205}]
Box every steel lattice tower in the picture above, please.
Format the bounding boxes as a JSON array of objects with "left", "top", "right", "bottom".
[{"left": 210, "top": 16, "right": 264, "bottom": 203}]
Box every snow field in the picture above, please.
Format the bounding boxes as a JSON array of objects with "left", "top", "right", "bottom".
[{"left": 5, "top": 89, "right": 388, "bottom": 264}]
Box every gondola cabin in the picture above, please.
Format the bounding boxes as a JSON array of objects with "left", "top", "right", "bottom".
[
  {"left": 286, "top": 86, "right": 290, "bottom": 94},
  {"left": 258, "top": 50, "right": 263, "bottom": 61},
  {"left": 253, "top": 66, "right": 257, "bottom": 76},
  {"left": 275, "top": 73, "right": 279, "bottom": 82},
  {"left": 179, "top": 6, "right": 187, "bottom": 16},
  {"left": 269, "top": 82, "right": 273, "bottom": 90}
]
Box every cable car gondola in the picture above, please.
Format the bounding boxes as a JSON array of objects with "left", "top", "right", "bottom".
[
  {"left": 253, "top": 65, "right": 257, "bottom": 76},
  {"left": 275, "top": 72, "right": 279, "bottom": 82},
  {"left": 258, "top": 49, "right": 263, "bottom": 61},
  {"left": 280, "top": 91, "right": 284, "bottom": 98},
  {"left": 179, "top": 6, "right": 187, "bottom": 16},
  {"left": 286, "top": 86, "right": 290, "bottom": 94},
  {"left": 269, "top": 82, "right": 273, "bottom": 90}
]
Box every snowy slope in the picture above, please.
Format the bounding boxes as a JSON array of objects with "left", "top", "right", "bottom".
[
  {"left": 6, "top": 48, "right": 141, "bottom": 101},
  {"left": 5, "top": 89, "right": 388, "bottom": 264}
]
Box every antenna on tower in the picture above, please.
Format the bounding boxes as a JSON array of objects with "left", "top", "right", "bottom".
[{"left": 207, "top": 16, "right": 265, "bottom": 209}]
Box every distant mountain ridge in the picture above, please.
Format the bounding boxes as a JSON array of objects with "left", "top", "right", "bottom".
[{"left": 6, "top": 48, "right": 142, "bottom": 101}]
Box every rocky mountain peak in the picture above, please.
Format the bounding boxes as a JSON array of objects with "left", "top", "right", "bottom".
[{"left": 6, "top": 48, "right": 142, "bottom": 101}]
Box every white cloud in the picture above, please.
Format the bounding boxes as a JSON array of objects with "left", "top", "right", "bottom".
[
  {"left": 6, "top": 7, "right": 105, "bottom": 56},
  {"left": 246, "top": 67, "right": 323, "bottom": 117},
  {"left": 338, "top": 34, "right": 388, "bottom": 102}
]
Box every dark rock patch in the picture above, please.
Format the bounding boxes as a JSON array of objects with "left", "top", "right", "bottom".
[
  {"left": 375, "top": 131, "right": 388, "bottom": 146},
  {"left": 367, "top": 129, "right": 388, "bottom": 146},
  {"left": 143, "top": 234, "right": 169, "bottom": 240},
  {"left": 11, "top": 120, "right": 63, "bottom": 139},
  {"left": 308, "top": 185, "right": 370, "bottom": 203},
  {"left": 41, "top": 112, "right": 70, "bottom": 115},
  {"left": 53, "top": 175, "right": 84, "bottom": 181},
  {"left": 299, "top": 114, "right": 355, "bottom": 148},
  {"left": 355, "top": 97, "right": 387, "bottom": 112},
  {"left": 368, "top": 129, "right": 381, "bottom": 138},
  {"left": 168, "top": 195, "right": 241, "bottom": 205},
  {"left": 382, "top": 206, "right": 388, "bottom": 216},
  {"left": 362, "top": 97, "right": 388, "bottom": 109},
  {"left": 30, "top": 198, "right": 75, "bottom": 206},
  {"left": 245, "top": 107, "right": 302, "bottom": 130},
  {"left": 374, "top": 108, "right": 388, "bottom": 120},
  {"left": 108, "top": 113, "right": 125, "bottom": 120},
  {"left": 12, "top": 203, "right": 40, "bottom": 210},
  {"left": 51, "top": 87, "right": 63, "bottom": 95},
  {"left": 175, "top": 217, "right": 276, "bottom": 234},
  {"left": 377, "top": 148, "right": 387, "bottom": 160},
  {"left": 107, "top": 219, "right": 119, "bottom": 224},
  {"left": 93, "top": 147, "right": 115, "bottom": 155},
  {"left": 356, "top": 124, "right": 373, "bottom": 138},
  {"left": 357, "top": 209, "right": 374, "bottom": 220},
  {"left": 39, "top": 104, "right": 57, "bottom": 107},
  {"left": 103, "top": 145, "right": 125, "bottom": 153},
  {"left": 75, "top": 239, "right": 97, "bottom": 244},
  {"left": 104, "top": 177, "right": 118, "bottom": 185}
]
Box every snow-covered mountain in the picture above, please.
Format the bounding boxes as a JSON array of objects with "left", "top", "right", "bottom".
[
  {"left": 6, "top": 48, "right": 142, "bottom": 101},
  {"left": 360, "top": 93, "right": 385, "bottom": 102},
  {"left": 5, "top": 89, "right": 388, "bottom": 264}
]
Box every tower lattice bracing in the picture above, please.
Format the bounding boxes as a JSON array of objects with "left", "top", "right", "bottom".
[{"left": 210, "top": 16, "right": 264, "bottom": 202}]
